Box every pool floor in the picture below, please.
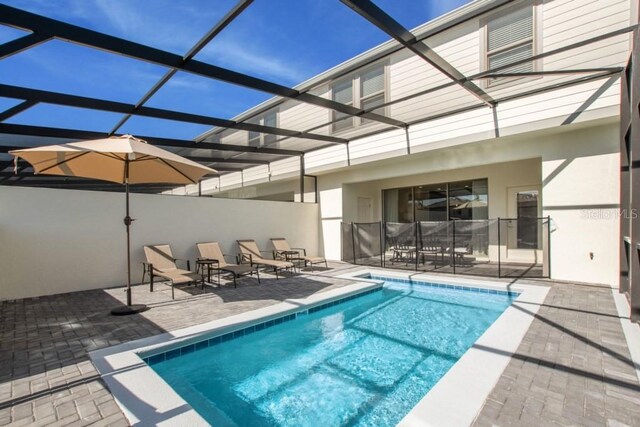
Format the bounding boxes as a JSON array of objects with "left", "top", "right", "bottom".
[{"left": 149, "top": 281, "right": 516, "bottom": 426}]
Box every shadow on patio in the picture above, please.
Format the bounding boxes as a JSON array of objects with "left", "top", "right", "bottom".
[{"left": 0, "top": 262, "right": 354, "bottom": 425}]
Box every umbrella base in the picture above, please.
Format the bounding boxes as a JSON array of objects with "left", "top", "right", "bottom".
[{"left": 110, "top": 304, "right": 149, "bottom": 316}]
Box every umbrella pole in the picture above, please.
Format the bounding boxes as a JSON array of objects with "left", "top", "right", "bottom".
[
  {"left": 125, "top": 159, "right": 132, "bottom": 306},
  {"left": 111, "top": 158, "right": 147, "bottom": 315}
]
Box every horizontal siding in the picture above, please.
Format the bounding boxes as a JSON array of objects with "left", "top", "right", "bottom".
[
  {"left": 209, "top": 0, "right": 631, "bottom": 151},
  {"left": 543, "top": 0, "right": 600, "bottom": 14},
  {"left": 270, "top": 156, "right": 300, "bottom": 178},
  {"left": 390, "top": 87, "right": 480, "bottom": 124},
  {"left": 199, "top": 176, "right": 221, "bottom": 193},
  {"left": 219, "top": 173, "right": 242, "bottom": 190},
  {"left": 217, "top": 129, "right": 247, "bottom": 146},
  {"left": 305, "top": 145, "right": 349, "bottom": 172},
  {"left": 278, "top": 99, "right": 331, "bottom": 133},
  {"left": 544, "top": 0, "right": 630, "bottom": 49},
  {"left": 544, "top": 38, "right": 630, "bottom": 70},
  {"left": 409, "top": 107, "right": 495, "bottom": 148},
  {"left": 428, "top": 20, "right": 481, "bottom": 76},
  {"left": 242, "top": 165, "right": 270, "bottom": 186},
  {"left": 390, "top": 53, "right": 453, "bottom": 100},
  {"left": 496, "top": 80, "right": 620, "bottom": 127},
  {"left": 348, "top": 128, "right": 407, "bottom": 160}
]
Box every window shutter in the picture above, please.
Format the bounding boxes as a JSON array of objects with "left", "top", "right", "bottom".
[
  {"left": 248, "top": 130, "right": 261, "bottom": 147},
  {"left": 361, "top": 67, "right": 384, "bottom": 97},
  {"left": 487, "top": 6, "right": 533, "bottom": 52},
  {"left": 333, "top": 81, "right": 353, "bottom": 104},
  {"left": 488, "top": 43, "right": 533, "bottom": 72},
  {"left": 264, "top": 111, "right": 277, "bottom": 128}
]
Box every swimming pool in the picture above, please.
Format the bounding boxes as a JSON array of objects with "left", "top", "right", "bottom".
[{"left": 144, "top": 277, "right": 518, "bottom": 426}]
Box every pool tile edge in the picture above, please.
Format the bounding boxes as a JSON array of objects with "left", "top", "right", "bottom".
[
  {"left": 340, "top": 268, "right": 551, "bottom": 427},
  {"left": 87, "top": 279, "right": 383, "bottom": 427}
]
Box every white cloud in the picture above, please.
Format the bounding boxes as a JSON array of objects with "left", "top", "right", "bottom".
[
  {"left": 7, "top": 1, "right": 314, "bottom": 87},
  {"left": 200, "top": 39, "right": 309, "bottom": 85},
  {"left": 91, "top": 0, "right": 201, "bottom": 52},
  {"left": 165, "top": 74, "right": 213, "bottom": 91}
]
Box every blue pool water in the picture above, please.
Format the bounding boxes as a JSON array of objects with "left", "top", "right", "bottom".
[{"left": 147, "top": 279, "right": 517, "bottom": 426}]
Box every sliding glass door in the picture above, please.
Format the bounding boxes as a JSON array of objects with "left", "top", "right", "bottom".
[{"left": 383, "top": 178, "right": 488, "bottom": 223}]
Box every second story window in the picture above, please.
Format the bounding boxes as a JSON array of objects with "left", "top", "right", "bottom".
[
  {"left": 484, "top": 3, "right": 536, "bottom": 87},
  {"left": 262, "top": 111, "right": 277, "bottom": 145},
  {"left": 248, "top": 110, "right": 278, "bottom": 147},
  {"left": 332, "top": 80, "right": 354, "bottom": 132},
  {"left": 331, "top": 62, "right": 386, "bottom": 133},
  {"left": 360, "top": 66, "right": 385, "bottom": 124}
]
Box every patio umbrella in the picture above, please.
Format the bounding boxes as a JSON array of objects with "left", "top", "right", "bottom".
[{"left": 10, "top": 135, "right": 217, "bottom": 315}]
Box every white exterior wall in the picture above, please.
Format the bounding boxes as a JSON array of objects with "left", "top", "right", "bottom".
[
  {"left": 0, "top": 187, "right": 320, "bottom": 300},
  {"left": 541, "top": 132, "right": 621, "bottom": 286},
  {"left": 317, "top": 121, "right": 620, "bottom": 286},
  {"left": 339, "top": 158, "right": 541, "bottom": 224}
]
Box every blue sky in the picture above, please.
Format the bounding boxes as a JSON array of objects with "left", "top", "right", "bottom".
[{"left": 0, "top": 0, "right": 470, "bottom": 140}]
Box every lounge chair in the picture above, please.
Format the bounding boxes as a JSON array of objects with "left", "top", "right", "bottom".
[
  {"left": 417, "top": 239, "right": 445, "bottom": 265},
  {"left": 196, "top": 242, "right": 260, "bottom": 288},
  {"left": 143, "top": 244, "right": 204, "bottom": 299},
  {"left": 237, "top": 239, "right": 294, "bottom": 279},
  {"left": 387, "top": 236, "right": 416, "bottom": 265},
  {"left": 451, "top": 242, "right": 476, "bottom": 266},
  {"left": 270, "top": 237, "right": 327, "bottom": 271}
]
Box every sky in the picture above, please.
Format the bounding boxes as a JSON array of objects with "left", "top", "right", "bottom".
[{"left": 0, "top": 0, "right": 471, "bottom": 140}]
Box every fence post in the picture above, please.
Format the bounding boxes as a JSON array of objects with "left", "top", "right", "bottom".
[
  {"left": 415, "top": 221, "right": 419, "bottom": 272},
  {"left": 379, "top": 221, "right": 383, "bottom": 268},
  {"left": 452, "top": 219, "right": 457, "bottom": 275},
  {"left": 547, "top": 215, "right": 551, "bottom": 278},
  {"left": 382, "top": 221, "right": 386, "bottom": 268},
  {"left": 351, "top": 222, "right": 357, "bottom": 265},
  {"left": 497, "top": 218, "right": 501, "bottom": 278}
]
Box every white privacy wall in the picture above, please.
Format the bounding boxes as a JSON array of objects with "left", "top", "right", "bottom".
[{"left": 0, "top": 187, "right": 320, "bottom": 300}]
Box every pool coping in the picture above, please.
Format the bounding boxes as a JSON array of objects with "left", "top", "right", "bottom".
[
  {"left": 89, "top": 271, "right": 549, "bottom": 426},
  {"left": 88, "top": 279, "right": 383, "bottom": 426},
  {"left": 339, "top": 269, "right": 550, "bottom": 427}
]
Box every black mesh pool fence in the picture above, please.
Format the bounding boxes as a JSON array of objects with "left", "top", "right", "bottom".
[{"left": 341, "top": 218, "right": 551, "bottom": 279}]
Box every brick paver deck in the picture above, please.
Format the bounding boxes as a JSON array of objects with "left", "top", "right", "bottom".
[
  {"left": 473, "top": 282, "right": 640, "bottom": 427},
  {"left": 1, "top": 263, "right": 638, "bottom": 426}
]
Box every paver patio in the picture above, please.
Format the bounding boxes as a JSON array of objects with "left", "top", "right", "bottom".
[{"left": 0, "top": 262, "right": 638, "bottom": 426}]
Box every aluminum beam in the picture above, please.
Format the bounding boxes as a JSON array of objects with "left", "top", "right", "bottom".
[
  {"left": 203, "top": 0, "right": 515, "bottom": 127},
  {"left": 184, "top": 156, "right": 269, "bottom": 165},
  {"left": 302, "top": 69, "right": 621, "bottom": 155},
  {"left": 0, "top": 100, "right": 38, "bottom": 122},
  {"left": 0, "top": 123, "right": 302, "bottom": 156},
  {"left": 110, "top": 0, "right": 254, "bottom": 134},
  {"left": 0, "top": 84, "right": 348, "bottom": 145},
  {"left": 476, "top": 68, "right": 624, "bottom": 79},
  {"left": 0, "top": 33, "right": 50, "bottom": 59},
  {"left": 278, "top": 26, "right": 635, "bottom": 149},
  {"left": 341, "top": 0, "right": 495, "bottom": 107},
  {"left": 0, "top": 4, "right": 406, "bottom": 129}
]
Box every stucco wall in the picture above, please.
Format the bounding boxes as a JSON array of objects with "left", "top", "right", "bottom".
[
  {"left": 317, "top": 120, "right": 620, "bottom": 286},
  {"left": 0, "top": 187, "right": 320, "bottom": 300},
  {"left": 340, "top": 158, "right": 541, "bottom": 223}
]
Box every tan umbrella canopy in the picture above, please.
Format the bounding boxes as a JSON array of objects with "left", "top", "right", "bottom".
[
  {"left": 10, "top": 135, "right": 217, "bottom": 315},
  {"left": 9, "top": 134, "right": 213, "bottom": 185}
]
